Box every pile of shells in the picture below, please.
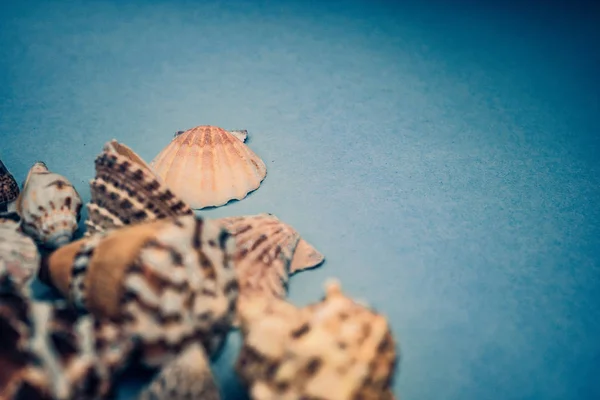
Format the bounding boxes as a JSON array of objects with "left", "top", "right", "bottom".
[{"left": 0, "top": 125, "right": 399, "bottom": 400}]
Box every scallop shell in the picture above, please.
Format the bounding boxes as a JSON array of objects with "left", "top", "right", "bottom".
[
  {"left": 236, "top": 280, "right": 398, "bottom": 400},
  {"left": 149, "top": 125, "right": 267, "bottom": 209},
  {"left": 0, "top": 159, "right": 20, "bottom": 212},
  {"left": 0, "top": 281, "right": 134, "bottom": 400},
  {"left": 16, "top": 162, "right": 83, "bottom": 249},
  {"left": 86, "top": 140, "right": 193, "bottom": 236},
  {"left": 138, "top": 343, "right": 220, "bottom": 400},
  {"left": 0, "top": 214, "right": 40, "bottom": 292},
  {"left": 44, "top": 214, "right": 239, "bottom": 368},
  {"left": 215, "top": 213, "right": 325, "bottom": 322}
]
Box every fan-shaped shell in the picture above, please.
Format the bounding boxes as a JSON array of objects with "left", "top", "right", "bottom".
[
  {"left": 215, "top": 213, "right": 325, "bottom": 322},
  {"left": 150, "top": 125, "right": 267, "bottom": 209},
  {"left": 236, "top": 280, "right": 398, "bottom": 400},
  {"left": 0, "top": 215, "right": 40, "bottom": 291},
  {"left": 86, "top": 140, "right": 193, "bottom": 236},
  {"left": 0, "top": 159, "right": 20, "bottom": 212},
  {"left": 44, "top": 214, "right": 239, "bottom": 367},
  {"left": 16, "top": 162, "right": 82, "bottom": 249}
]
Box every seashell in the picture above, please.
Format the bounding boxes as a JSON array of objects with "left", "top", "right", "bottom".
[
  {"left": 0, "top": 214, "right": 40, "bottom": 293},
  {"left": 44, "top": 214, "right": 239, "bottom": 368},
  {"left": 235, "top": 280, "right": 398, "bottom": 400},
  {"left": 149, "top": 125, "right": 267, "bottom": 209},
  {"left": 86, "top": 140, "right": 193, "bottom": 236},
  {"left": 0, "top": 281, "right": 135, "bottom": 400},
  {"left": 138, "top": 343, "right": 220, "bottom": 400},
  {"left": 16, "top": 162, "right": 83, "bottom": 249},
  {"left": 0, "top": 159, "right": 20, "bottom": 213},
  {"left": 215, "top": 213, "right": 325, "bottom": 323}
]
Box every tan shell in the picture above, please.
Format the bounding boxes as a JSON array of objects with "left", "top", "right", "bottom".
[
  {"left": 0, "top": 215, "right": 40, "bottom": 291},
  {"left": 215, "top": 213, "right": 324, "bottom": 323},
  {"left": 236, "top": 280, "right": 398, "bottom": 400},
  {"left": 16, "top": 162, "right": 82, "bottom": 249},
  {"left": 86, "top": 140, "right": 193, "bottom": 236},
  {"left": 138, "top": 343, "right": 220, "bottom": 400},
  {"left": 45, "top": 214, "right": 239, "bottom": 367},
  {"left": 0, "top": 159, "right": 20, "bottom": 212},
  {"left": 150, "top": 125, "right": 267, "bottom": 209}
]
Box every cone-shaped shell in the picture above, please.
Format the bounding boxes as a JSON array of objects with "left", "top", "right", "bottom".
[
  {"left": 138, "top": 343, "right": 220, "bottom": 400},
  {"left": 236, "top": 280, "right": 398, "bottom": 400},
  {"left": 150, "top": 125, "right": 267, "bottom": 209},
  {"left": 0, "top": 215, "right": 40, "bottom": 291},
  {"left": 16, "top": 162, "right": 82, "bottom": 249},
  {"left": 0, "top": 159, "right": 20, "bottom": 212},
  {"left": 45, "top": 214, "right": 239, "bottom": 367},
  {"left": 215, "top": 213, "right": 325, "bottom": 322},
  {"left": 86, "top": 140, "right": 193, "bottom": 236}
]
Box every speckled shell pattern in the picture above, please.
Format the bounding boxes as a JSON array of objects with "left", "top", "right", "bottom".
[
  {"left": 138, "top": 343, "right": 221, "bottom": 400},
  {"left": 0, "top": 279, "right": 136, "bottom": 400},
  {"left": 0, "top": 215, "right": 40, "bottom": 291},
  {"left": 16, "top": 162, "right": 83, "bottom": 249},
  {"left": 0, "top": 159, "right": 20, "bottom": 211},
  {"left": 86, "top": 140, "right": 193, "bottom": 236},
  {"left": 46, "top": 214, "right": 240, "bottom": 368},
  {"left": 235, "top": 281, "right": 398, "bottom": 400},
  {"left": 149, "top": 125, "right": 268, "bottom": 209},
  {"left": 216, "top": 213, "right": 325, "bottom": 323}
]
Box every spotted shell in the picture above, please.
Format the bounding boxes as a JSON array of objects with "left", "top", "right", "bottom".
[
  {"left": 149, "top": 125, "right": 267, "bottom": 209},
  {"left": 138, "top": 343, "right": 220, "bottom": 400},
  {"left": 44, "top": 214, "right": 239, "bottom": 368},
  {"left": 0, "top": 280, "right": 134, "bottom": 400},
  {"left": 236, "top": 280, "right": 398, "bottom": 400},
  {"left": 0, "top": 159, "right": 20, "bottom": 212},
  {"left": 85, "top": 140, "right": 193, "bottom": 236},
  {"left": 215, "top": 213, "right": 325, "bottom": 322},
  {"left": 0, "top": 214, "right": 40, "bottom": 292},
  {"left": 16, "top": 162, "right": 82, "bottom": 249}
]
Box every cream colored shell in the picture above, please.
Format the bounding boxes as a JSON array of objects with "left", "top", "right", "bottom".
[
  {"left": 150, "top": 125, "right": 267, "bottom": 209},
  {"left": 0, "top": 216, "right": 40, "bottom": 291},
  {"left": 16, "top": 162, "right": 82, "bottom": 249}
]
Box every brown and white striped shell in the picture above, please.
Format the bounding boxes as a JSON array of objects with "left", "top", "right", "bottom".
[
  {"left": 149, "top": 125, "right": 267, "bottom": 209},
  {"left": 138, "top": 343, "right": 220, "bottom": 400},
  {"left": 44, "top": 214, "right": 239, "bottom": 368},
  {"left": 16, "top": 162, "right": 82, "bottom": 249},
  {"left": 0, "top": 278, "right": 135, "bottom": 400},
  {"left": 236, "top": 280, "right": 398, "bottom": 400},
  {"left": 0, "top": 159, "right": 20, "bottom": 212},
  {"left": 85, "top": 140, "right": 193, "bottom": 236},
  {"left": 216, "top": 213, "right": 324, "bottom": 322},
  {"left": 0, "top": 213, "right": 40, "bottom": 292}
]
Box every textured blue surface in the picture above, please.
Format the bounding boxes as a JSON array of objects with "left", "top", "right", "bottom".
[{"left": 1, "top": 0, "right": 599, "bottom": 399}]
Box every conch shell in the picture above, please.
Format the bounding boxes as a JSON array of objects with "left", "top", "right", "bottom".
[
  {"left": 150, "top": 125, "right": 267, "bottom": 209},
  {"left": 85, "top": 140, "right": 193, "bottom": 236},
  {"left": 236, "top": 280, "right": 398, "bottom": 400},
  {"left": 16, "top": 162, "right": 82, "bottom": 249},
  {"left": 43, "top": 214, "right": 239, "bottom": 367},
  {"left": 0, "top": 159, "right": 19, "bottom": 212}
]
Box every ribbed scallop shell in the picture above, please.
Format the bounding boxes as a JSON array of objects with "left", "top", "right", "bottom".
[
  {"left": 236, "top": 280, "right": 398, "bottom": 400},
  {"left": 216, "top": 213, "right": 325, "bottom": 319},
  {"left": 150, "top": 125, "right": 267, "bottom": 209},
  {"left": 45, "top": 214, "right": 239, "bottom": 367},
  {"left": 16, "top": 162, "right": 82, "bottom": 249},
  {"left": 86, "top": 140, "right": 193, "bottom": 236},
  {"left": 0, "top": 215, "right": 40, "bottom": 291},
  {"left": 138, "top": 343, "right": 220, "bottom": 400},
  {"left": 0, "top": 159, "right": 20, "bottom": 212}
]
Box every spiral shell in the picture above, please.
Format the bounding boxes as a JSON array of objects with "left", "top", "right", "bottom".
[
  {"left": 0, "top": 214, "right": 40, "bottom": 292},
  {"left": 44, "top": 214, "right": 239, "bottom": 368},
  {"left": 150, "top": 125, "right": 267, "bottom": 209},
  {"left": 16, "top": 162, "right": 82, "bottom": 249},
  {"left": 0, "top": 159, "right": 20, "bottom": 212},
  {"left": 236, "top": 280, "right": 398, "bottom": 400}
]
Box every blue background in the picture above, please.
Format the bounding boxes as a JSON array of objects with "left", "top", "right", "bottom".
[{"left": 1, "top": 0, "right": 599, "bottom": 399}]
